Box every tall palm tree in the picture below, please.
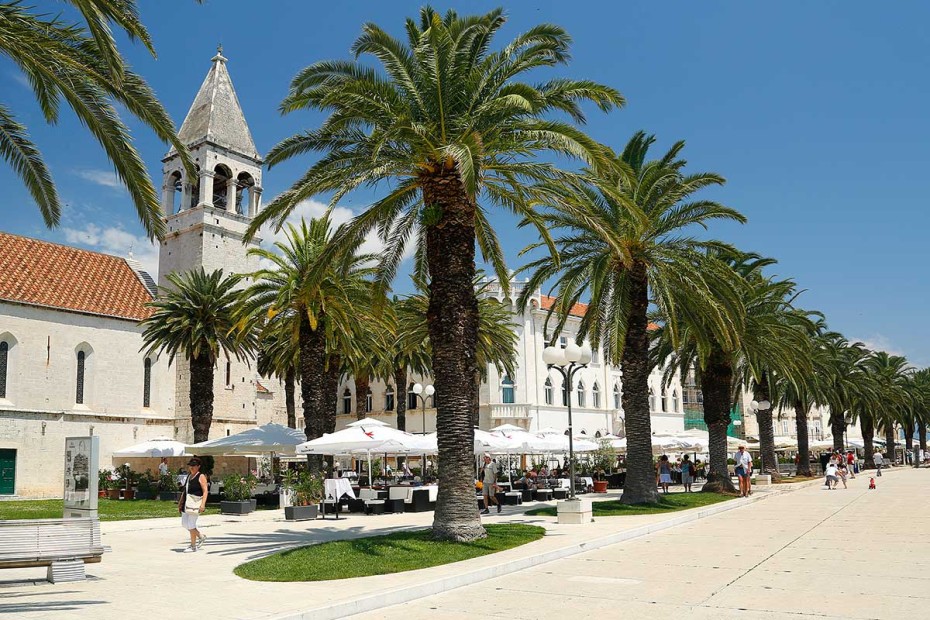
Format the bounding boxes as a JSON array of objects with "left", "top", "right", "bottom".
[
  {"left": 1, "top": 0, "right": 194, "bottom": 238},
  {"left": 519, "top": 133, "right": 745, "bottom": 504},
  {"left": 866, "top": 351, "right": 912, "bottom": 466},
  {"left": 141, "top": 269, "right": 252, "bottom": 442},
  {"left": 237, "top": 217, "right": 375, "bottom": 471},
  {"left": 247, "top": 7, "right": 624, "bottom": 541},
  {"left": 912, "top": 369, "right": 930, "bottom": 459},
  {"left": 255, "top": 323, "right": 300, "bottom": 429}
]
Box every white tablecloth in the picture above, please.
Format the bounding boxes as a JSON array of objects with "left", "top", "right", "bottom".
[{"left": 325, "top": 478, "right": 355, "bottom": 500}]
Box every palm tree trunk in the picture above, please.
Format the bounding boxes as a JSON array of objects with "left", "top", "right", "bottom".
[
  {"left": 324, "top": 355, "right": 340, "bottom": 434},
  {"left": 423, "top": 173, "right": 483, "bottom": 542},
  {"left": 284, "top": 366, "right": 296, "bottom": 429},
  {"left": 394, "top": 366, "right": 408, "bottom": 431},
  {"left": 753, "top": 374, "right": 779, "bottom": 479},
  {"left": 700, "top": 348, "right": 736, "bottom": 493},
  {"left": 355, "top": 374, "right": 370, "bottom": 420},
  {"left": 189, "top": 354, "right": 214, "bottom": 443},
  {"left": 794, "top": 401, "right": 812, "bottom": 477},
  {"left": 619, "top": 261, "right": 659, "bottom": 505},
  {"left": 299, "top": 310, "right": 326, "bottom": 474},
  {"left": 905, "top": 422, "right": 915, "bottom": 467},
  {"left": 831, "top": 412, "right": 846, "bottom": 452},
  {"left": 860, "top": 415, "right": 875, "bottom": 469},
  {"left": 919, "top": 424, "right": 927, "bottom": 453},
  {"left": 885, "top": 425, "right": 896, "bottom": 465}
]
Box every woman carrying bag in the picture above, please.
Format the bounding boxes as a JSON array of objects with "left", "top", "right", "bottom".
[{"left": 178, "top": 457, "right": 208, "bottom": 552}]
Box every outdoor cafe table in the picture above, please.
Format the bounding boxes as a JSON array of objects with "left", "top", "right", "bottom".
[{"left": 325, "top": 478, "right": 356, "bottom": 500}]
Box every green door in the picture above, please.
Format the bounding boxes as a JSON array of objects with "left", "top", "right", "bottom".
[{"left": 0, "top": 449, "right": 15, "bottom": 495}]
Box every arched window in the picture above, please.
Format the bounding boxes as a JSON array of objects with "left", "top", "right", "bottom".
[
  {"left": 342, "top": 388, "right": 352, "bottom": 415},
  {"left": 662, "top": 389, "right": 669, "bottom": 412},
  {"left": 576, "top": 380, "right": 586, "bottom": 407},
  {"left": 212, "top": 164, "right": 233, "bottom": 209},
  {"left": 366, "top": 388, "right": 373, "bottom": 413},
  {"left": 561, "top": 379, "right": 569, "bottom": 407},
  {"left": 385, "top": 385, "right": 395, "bottom": 411},
  {"left": 408, "top": 383, "right": 418, "bottom": 410},
  {"left": 592, "top": 382, "right": 601, "bottom": 408},
  {"left": 143, "top": 358, "right": 152, "bottom": 408},
  {"left": 0, "top": 341, "right": 7, "bottom": 399},
  {"left": 501, "top": 375, "right": 515, "bottom": 404},
  {"left": 189, "top": 166, "right": 201, "bottom": 210},
  {"left": 649, "top": 389, "right": 657, "bottom": 412},
  {"left": 595, "top": 430, "right": 602, "bottom": 438},
  {"left": 167, "top": 170, "right": 183, "bottom": 213},
  {"left": 76, "top": 351, "right": 86, "bottom": 404},
  {"left": 613, "top": 383, "right": 621, "bottom": 410},
  {"left": 544, "top": 378, "right": 553, "bottom": 406},
  {"left": 236, "top": 172, "right": 255, "bottom": 215},
  {"left": 672, "top": 390, "right": 679, "bottom": 412}
]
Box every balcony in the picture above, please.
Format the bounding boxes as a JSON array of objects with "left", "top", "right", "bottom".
[{"left": 488, "top": 403, "right": 531, "bottom": 419}]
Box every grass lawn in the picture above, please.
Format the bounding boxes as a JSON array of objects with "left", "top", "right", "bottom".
[
  {"left": 234, "top": 523, "right": 546, "bottom": 582},
  {"left": 0, "top": 499, "right": 224, "bottom": 521},
  {"left": 524, "top": 491, "right": 734, "bottom": 517}
]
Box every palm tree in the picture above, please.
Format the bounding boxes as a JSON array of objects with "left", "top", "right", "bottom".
[
  {"left": 141, "top": 269, "right": 252, "bottom": 442},
  {"left": 519, "top": 133, "right": 745, "bottom": 504},
  {"left": 237, "top": 217, "right": 375, "bottom": 471},
  {"left": 255, "top": 323, "right": 300, "bottom": 429},
  {"left": 866, "top": 351, "right": 912, "bottom": 466},
  {"left": 912, "top": 369, "right": 930, "bottom": 459},
  {"left": 1, "top": 0, "right": 194, "bottom": 238},
  {"left": 248, "top": 7, "right": 624, "bottom": 541}
]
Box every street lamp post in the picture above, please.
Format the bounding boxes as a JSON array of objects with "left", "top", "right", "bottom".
[
  {"left": 412, "top": 383, "right": 434, "bottom": 435},
  {"left": 542, "top": 341, "right": 592, "bottom": 500}
]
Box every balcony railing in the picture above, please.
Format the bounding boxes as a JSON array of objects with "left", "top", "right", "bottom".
[{"left": 488, "top": 403, "right": 531, "bottom": 419}]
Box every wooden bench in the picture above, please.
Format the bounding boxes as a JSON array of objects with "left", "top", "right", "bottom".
[{"left": 0, "top": 517, "right": 104, "bottom": 583}]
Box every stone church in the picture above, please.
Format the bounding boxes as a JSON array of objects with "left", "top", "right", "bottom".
[{"left": 0, "top": 51, "right": 289, "bottom": 498}]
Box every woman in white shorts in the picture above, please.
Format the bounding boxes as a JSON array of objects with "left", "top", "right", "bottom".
[
  {"left": 178, "top": 457, "right": 208, "bottom": 552},
  {"left": 656, "top": 455, "right": 673, "bottom": 494}
]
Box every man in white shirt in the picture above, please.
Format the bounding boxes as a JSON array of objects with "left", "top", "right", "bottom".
[
  {"left": 158, "top": 457, "right": 169, "bottom": 477},
  {"left": 735, "top": 446, "right": 753, "bottom": 497},
  {"left": 825, "top": 462, "right": 838, "bottom": 489},
  {"left": 873, "top": 451, "right": 884, "bottom": 476}
]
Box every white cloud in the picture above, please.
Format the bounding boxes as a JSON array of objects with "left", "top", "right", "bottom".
[
  {"left": 260, "top": 198, "right": 415, "bottom": 265},
  {"left": 852, "top": 334, "right": 906, "bottom": 357},
  {"left": 11, "top": 72, "right": 30, "bottom": 88},
  {"left": 63, "top": 224, "right": 159, "bottom": 279},
  {"left": 73, "top": 169, "right": 124, "bottom": 190}
]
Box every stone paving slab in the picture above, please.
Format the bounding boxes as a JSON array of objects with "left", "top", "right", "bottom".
[{"left": 371, "top": 467, "right": 928, "bottom": 620}]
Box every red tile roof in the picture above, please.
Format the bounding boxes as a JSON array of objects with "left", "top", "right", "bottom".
[
  {"left": 538, "top": 294, "right": 659, "bottom": 330},
  {"left": 0, "top": 232, "right": 154, "bottom": 321}
]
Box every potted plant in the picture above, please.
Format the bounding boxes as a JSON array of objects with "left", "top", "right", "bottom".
[
  {"left": 284, "top": 472, "right": 323, "bottom": 521},
  {"left": 591, "top": 439, "right": 615, "bottom": 493},
  {"left": 115, "top": 463, "right": 135, "bottom": 500},
  {"left": 98, "top": 469, "right": 111, "bottom": 498},
  {"left": 220, "top": 474, "right": 253, "bottom": 514},
  {"left": 135, "top": 470, "right": 157, "bottom": 500},
  {"left": 158, "top": 473, "right": 180, "bottom": 501},
  {"left": 245, "top": 472, "right": 258, "bottom": 511},
  {"left": 279, "top": 469, "right": 296, "bottom": 509}
]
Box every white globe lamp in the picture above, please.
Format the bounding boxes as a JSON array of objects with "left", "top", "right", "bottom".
[
  {"left": 578, "top": 343, "right": 593, "bottom": 365},
  {"left": 543, "top": 346, "right": 565, "bottom": 366},
  {"left": 564, "top": 341, "right": 582, "bottom": 363},
  {"left": 425, "top": 384, "right": 435, "bottom": 397},
  {"left": 413, "top": 383, "right": 423, "bottom": 395}
]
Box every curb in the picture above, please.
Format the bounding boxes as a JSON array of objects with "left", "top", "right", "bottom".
[{"left": 270, "top": 482, "right": 811, "bottom": 620}]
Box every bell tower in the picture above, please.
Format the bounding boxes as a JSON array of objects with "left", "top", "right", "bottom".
[{"left": 158, "top": 47, "right": 263, "bottom": 285}]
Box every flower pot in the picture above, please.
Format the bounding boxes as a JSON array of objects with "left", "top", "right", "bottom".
[
  {"left": 593, "top": 480, "right": 609, "bottom": 494},
  {"left": 159, "top": 491, "right": 181, "bottom": 502},
  {"left": 107, "top": 489, "right": 120, "bottom": 500},
  {"left": 122, "top": 489, "right": 135, "bottom": 500},
  {"left": 220, "top": 500, "right": 253, "bottom": 515},
  {"left": 98, "top": 490, "right": 107, "bottom": 498},
  {"left": 284, "top": 505, "right": 318, "bottom": 521}
]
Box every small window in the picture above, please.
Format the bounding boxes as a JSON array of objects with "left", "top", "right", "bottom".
[
  {"left": 408, "top": 383, "right": 418, "bottom": 410},
  {"left": 0, "top": 341, "right": 7, "bottom": 399},
  {"left": 559, "top": 336, "right": 567, "bottom": 349},
  {"left": 662, "top": 389, "right": 669, "bottom": 412},
  {"left": 782, "top": 420, "right": 789, "bottom": 435},
  {"left": 501, "top": 375, "right": 515, "bottom": 404},
  {"left": 385, "top": 385, "right": 395, "bottom": 411},
  {"left": 672, "top": 390, "right": 679, "bottom": 413},
  {"left": 544, "top": 378, "right": 553, "bottom": 406},
  {"left": 342, "top": 388, "right": 351, "bottom": 415},
  {"left": 613, "top": 383, "right": 621, "bottom": 409},
  {"left": 592, "top": 348, "right": 599, "bottom": 364},
  {"left": 76, "top": 351, "right": 86, "bottom": 404},
  {"left": 225, "top": 361, "right": 232, "bottom": 388},
  {"left": 366, "top": 388, "right": 373, "bottom": 413},
  {"left": 561, "top": 379, "right": 569, "bottom": 407},
  {"left": 592, "top": 382, "right": 600, "bottom": 408},
  {"left": 143, "top": 358, "right": 152, "bottom": 408},
  {"left": 576, "top": 380, "right": 585, "bottom": 407}
]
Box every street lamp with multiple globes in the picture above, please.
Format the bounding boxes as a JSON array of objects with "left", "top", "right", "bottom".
[
  {"left": 412, "top": 383, "right": 435, "bottom": 435},
  {"left": 542, "top": 341, "right": 593, "bottom": 500}
]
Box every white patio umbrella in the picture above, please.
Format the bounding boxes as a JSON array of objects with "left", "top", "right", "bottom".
[
  {"left": 113, "top": 437, "right": 189, "bottom": 457},
  {"left": 187, "top": 423, "right": 307, "bottom": 456},
  {"left": 773, "top": 436, "right": 799, "bottom": 450}
]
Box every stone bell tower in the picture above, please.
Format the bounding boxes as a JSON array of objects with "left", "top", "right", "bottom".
[
  {"left": 157, "top": 49, "right": 268, "bottom": 442},
  {"left": 158, "top": 47, "right": 264, "bottom": 284}
]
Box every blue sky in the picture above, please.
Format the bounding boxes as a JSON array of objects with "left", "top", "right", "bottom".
[{"left": 1, "top": 1, "right": 928, "bottom": 364}]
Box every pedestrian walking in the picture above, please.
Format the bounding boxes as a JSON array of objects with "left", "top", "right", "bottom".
[
  {"left": 656, "top": 455, "right": 673, "bottom": 494},
  {"left": 837, "top": 465, "right": 848, "bottom": 489},
  {"left": 846, "top": 451, "right": 856, "bottom": 478},
  {"left": 480, "top": 454, "right": 501, "bottom": 515},
  {"left": 735, "top": 445, "right": 753, "bottom": 497},
  {"left": 680, "top": 455, "right": 695, "bottom": 492},
  {"left": 158, "top": 457, "right": 169, "bottom": 477},
  {"left": 874, "top": 450, "right": 884, "bottom": 477},
  {"left": 178, "top": 457, "right": 207, "bottom": 552}
]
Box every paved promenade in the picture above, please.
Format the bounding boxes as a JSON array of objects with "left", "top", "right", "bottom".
[
  {"left": 0, "top": 469, "right": 924, "bottom": 620},
  {"left": 373, "top": 469, "right": 927, "bottom": 619}
]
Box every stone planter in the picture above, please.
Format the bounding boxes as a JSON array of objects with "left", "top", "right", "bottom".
[
  {"left": 592, "top": 480, "right": 609, "bottom": 494},
  {"left": 159, "top": 491, "right": 181, "bottom": 502},
  {"left": 121, "top": 489, "right": 135, "bottom": 501},
  {"left": 135, "top": 489, "right": 155, "bottom": 500},
  {"left": 284, "top": 505, "right": 318, "bottom": 521},
  {"left": 221, "top": 500, "right": 253, "bottom": 515},
  {"left": 557, "top": 497, "right": 593, "bottom": 525},
  {"left": 106, "top": 489, "right": 120, "bottom": 500}
]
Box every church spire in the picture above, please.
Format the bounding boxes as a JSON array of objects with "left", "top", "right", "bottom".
[{"left": 171, "top": 50, "right": 260, "bottom": 161}]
